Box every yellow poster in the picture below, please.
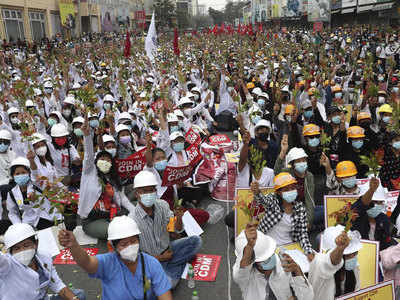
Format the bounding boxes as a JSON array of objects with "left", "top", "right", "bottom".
[
  {"left": 235, "top": 187, "right": 274, "bottom": 236},
  {"left": 59, "top": 0, "right": 75, "bottom": 27},
  {"left": 277, "top": 242, "right": 303, "bottom": 252},
  {"left": 344, "top": 104, "right": 352, "bottom": 124},
  {"left": 335, "top": 280, "right": 394, "bottom": 300},
  {"left": 358, "top": 240, "right": 379, "bottom": 289},
  {"left": 324, "top": 195, "right": 359, "bottom": 228}
]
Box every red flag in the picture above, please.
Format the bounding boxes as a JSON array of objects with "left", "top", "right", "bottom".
[
  {"left": 258, "top": 23, "right": 263, "bottom": 33},
  {"left": 212, "top": 24, "right": 218, "bottom": 35},
  {"left": 124, "top": 31, "right": 131, "bottom": 58},
  {"left": 220, "top": 23, "right": 225, "bottom": 34},
  {"left": 237, "top": 23, "right": 241, "bottom": 34},
  {"left": 173, "top": 28, "right": 180, "bottom": 56},
  {"left": 248, "top": 24, "right": 254, "bottom": 36}
]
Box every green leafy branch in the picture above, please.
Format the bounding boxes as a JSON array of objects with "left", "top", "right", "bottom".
[{"left": 360, "top": 153, "right": 381, "bottom": 177}]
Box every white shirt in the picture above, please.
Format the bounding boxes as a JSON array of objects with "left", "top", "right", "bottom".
[
  {"left": 48, "top": 143, "right": 80, "bottom": 177},
  {"left": 266, "top": 213, "right": 293, "bottom": 246},
  {"left": 0, "top": 148, "right": 16, "bottom": 185},
  {"left": 237, "top": 164, "right": 274, "bottom": 188}
]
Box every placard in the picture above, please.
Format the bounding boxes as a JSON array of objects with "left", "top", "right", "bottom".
[
  {"left": 358, "top": 240, "right": 379, "bottom": 288},
  {"left": 335, "top": 280, "right": 394, "bottom": 300},
  {"left": 186, "top": 144, "right": 202, "bottom": 166},
  {"left": 53, "top": 248, "right": 99, "bottom": 265},
  {"left": 182, "top": 254, "right": 222, "bottom": 281},
  {"left": 185, "top": 127, "right": 202, "bottom": 147},
  {"left": 313, "top": 22, "right": 323, "bottom": 32},
  {"left": 324, "top": 195, "right": 360, "bottom": 228},
  {"left": 208, "top": 134, "right": 231, "bottom": 145},
  {"left": 115, "top": 147, "right": 148, "bottom": 179}
]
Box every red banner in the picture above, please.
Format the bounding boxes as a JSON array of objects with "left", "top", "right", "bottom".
[
  {"left": 208, "top": 134, "right": 231, "bottom": 145},
  {"left": 313, "top": 22, "right": 323, "bottom": 32},
  {"left": 186, "top": 254, "right": 221, "bottom": 281},
  {"left": 53, "top": 248, "right": 98, "bottom": 265},
  {"left": 135, "top": 10, "right": 146, "bottom": 28},
  {"left": 185, "top": 128, "right": 201, "bottom": 147},
  {"left": 162, "top": 164, "right": 194, "bottom": 186},
  {"left": 186, "top": 144, "right": 202, "bottom": 166},
  {"left": 115, "top": 147, "right": 148, "bottom": 179}
]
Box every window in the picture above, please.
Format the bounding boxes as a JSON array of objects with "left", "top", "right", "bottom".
[
  {"left": 29, "top": 11, "right": 46, "bottom": 41},
  {"left": 2, "top": 9, "right": 24, "bottom": 42}
]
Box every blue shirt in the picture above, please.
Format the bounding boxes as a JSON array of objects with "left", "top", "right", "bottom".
[{"left": 89, "top": 252, "right": 171, "bottom": 300}]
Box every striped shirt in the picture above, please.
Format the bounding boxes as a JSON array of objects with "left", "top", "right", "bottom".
[{"left": 129, "top": 200, "right": 173, "bottom": 256}]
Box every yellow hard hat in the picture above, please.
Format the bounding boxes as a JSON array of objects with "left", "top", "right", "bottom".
[
  {"left": 100, "top": 62, "right": 106, "bottom": 67},
  {"left": 378, "top": 104, "right": 393, "bottom": 114},
  {"left": 347, "top": 126, "right": 365, "bottom": 138},
  {"left": 331, "top": 85, "right": 342, "bottom": 93},
  {"left": 336, "top": 161, "right": 357, "bottom": 178},
  {"left": 357, "top": 112, "right": 371, "bottom": 121},
  {"left": 303, "top": 124, "right": 320, "bottom": 136},
  {"left": 298, "top": 80, "right": 305, "bottom": 86},
  {"left": 346, "top": 38, "right": 352, "bottom": 43},
  {"left": 274, "top": 172, "right": 297, "bottom": 191},
  {"left": 308, "top": 87, "right": 316, "bottom": 96},
  {"left": 246, "top": 82, "right": 255, "bottom": 89},
  {"left": 284, "top": 104, "right": 295, "bottom": 115}
]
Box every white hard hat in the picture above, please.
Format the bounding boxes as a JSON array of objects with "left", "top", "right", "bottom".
[
  {"left": 4, "top": 223, "right": 37, "bottom": 250},
  {"left": 235, "top": 230, "right": 276, "bottom": 262},
  {"left": 134, "top": 170, "right": 158, "bottom": 188},
  {"left": 72, "top": 82, "right": 81, "bottom": 90},
  {"left": 43, "top": 81, "right": 53, "bottom": 88},
  {"left": 249, "top": 105, "right": 261, "bottom": 115},
  {"left": 186, "top": 92, "right": 195, "bottom": 99},
  {"left": 11, "top": 157, "right": 30, "bottom": 169},
  {"left": 167, "top": 113, "right": 179, "bottom": 123},
  {"left": 118, "top": 112, "right": 132, "bottom": 122},
  {"left": 108, "top": 216, "right": 141, "bottom": 241},
  {"left": 33, "top": 88, "right": 42, "bottom": 96},
  {"left": 174, "top": 109, "right": 185, "bottom": 118},
  {"left": 103, "top": 94, "right": 114, "bottom": 102},
  {"left": 63, "top": 96, "right": 75, "bottom": 105},
  {"left": 7, "top": 107, "right": 19, "bottom": 115},
  {"left": 51, "top": 123, "right": 69, "bottom": 137},
  {"left": 116, "top": 124, "right": 130, "bottom": 134},
  {"left": 286, "top": 147, "right": 308, "bottom": 164},
  {"left": 177, "top": 97, "right": 194, "bottom": 107},
  {"left": 281, "top": 85, "right": 289, "bottom": 92},
  {"left": 139, "top": 91, "right": 147, "bottom": 98},
  {"left": 321, "top": 225, "right": 362, "bottom": 255},
  {"left": 191, "top": 87, "right": 201, "bottom": 94},
  {"left": 259, "top": 92, "right": 269, "bottom": 100},
  {"left": 254, "top": 119, "right": 272, "bottom": 131},
  {"left": 146, "top": 77, "right": 155, "bottom": 83},
  {"left": 102, "top": 134, "right": 116, "bottom": 144},
  {"left": 25, "top": 100, "right": 35, "bottom": 107},
  {"left": 169, "top": 131, "right": 184, "bottom": 141},
  {"left": 72, "top": 116, "right": 84, "bottom": 125},
  {"left": 371, "top": 183, "right": 388, "bottom": 202},
  {"left": 252, "top": 87, "right": 262, "bottom": 96},
  {"left": 0, "top": 129, "right": 12, "bottom": 140},
  {"left": 88, "top": 112, "right": 98, "bottom": 119},
  {"left": 31, "top": 133, "right": 47, "bottom": 145}
]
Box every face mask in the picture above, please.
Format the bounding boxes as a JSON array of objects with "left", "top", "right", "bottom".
[
  {"left": 193, "top": 94, "right": 200, "bottom": 101},
  {"left": 14, "top": 174, "right": 30, "bottom": 186},
  {"left": 170, "top": 125, "right": 179, "bottom": 133},
  {"left": 105, "top": 148, "right": 117, "bottom": 158},
  {"left": 378, "top": 77, "right": 384, "bottom": 82},
  {"left": 355, "top": 81, "right": 362, "bottom": 86},
  {"left": 13, "top": 248, "right": 35, "bottom": 266},
  {"left": 173, "top": 142, "right": 184, "bottom": 152},
  {"left": 48, "top": 118, "right": 57, "bottom": 127},
  {"left": 308, "top": 137, "right": 320, "bottom": 147},
  {"left": 393, "top": 87, "right": 399, "bottom": 94},
  {"left": 178, "top": 120, "right": 184, "bottom": 128},
  {"left": 74, "top": 128, "right": 84, "bottom": 137},
  {"left": 294, "top": 162, "right": 308, "bottom": 174},
  {"left": 89, "top": 119, "right": 99, "bottom": 128},
  {"left": 304, "top": 110, "right": 313, "bottom": 118},
  {"left": 202, "top": 82, "right": 208, "bottom": 90},
  {"left": 63, "top": 109, "right": 72, "bottom": 117},
  {"left": 352, "top": 140, "right": 363, "bottom": 149},
  {"left": 97, "top": 159, "right": 112, "bottom": 173},
  {"left": 344, "top": 256, "right": 358, "bottom": 271},
  {"left": 252, "top": 115, "right": 261, "bottom": 125},
  {"left": 257, "top": 132, "right": 269, "bottom": 142},
  {"left": 140, "top": 192, "right": 157, "bottom": 207},
  {"left": 332, "top": 115, "right": 341, "bottom": 124},
  {"left": 335, "top": 92, "right": 343, "bottom": 98},
  {"left": 131, "top": 120, "right": 137, "bottom": 127},
  {"left": 120, "top": 135, "right": 131, "bottom": 145},
  {"left": 342, "top": 176, "right": 357, "bottom": 189},
  {"left": 35, "top": 146, "right": 47, "bottom": 157},
  {"left": 0, "top": 143, "right": 9, "bottom": 152},
  {"left": 183, "top": 109, "right": 191, "bottom": 117},
  {"left": 44, "top": 88, "right": 53, "bottom": 94},
  {"left": 104, "top": 103, "right": 111, "bottom": 110},
  {"left": 259, "top": 255, "right": 276, "bottom": 270},
  {"left": 257, "top": 99, "right": 265, "bottom": 107},
  {"left": 378, "top": 97, "right": 386, "bottom": 104},
  {"left": 382, "top": 116, "right": 391, "bottom": 123},
  {"left": 10, "top": 117, "right": 20, "bottom": 124},
  {"left": 286, "top": 116, "right": 292, "bottom": 123},
  {"left": 282, "top": 190, "right": 298, "bottom": 203},
  {"left": 367, "top": 204, "right": 384, "bottom": 218},
  {"left": 348, "top": 87, "right": 354, "bottom": 92},
  {"left": 119, "top": 243, "right": 139, "bottom": 262},
  {"left": 393, "top": 141, "right": 400, "bottom": 150},
  {"left": 154, "top": 159, "right": 168, "bottom": 171},
  {"left": 54, "top": 137, "right": 67, "bottom": 146}
]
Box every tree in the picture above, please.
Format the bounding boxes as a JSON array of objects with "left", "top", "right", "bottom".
[
  {"left": 208, "top": 7, "right": 225, "bottom": 25},
  {"left": 154, "top": 0, "right": 175, "bottom": 28}
]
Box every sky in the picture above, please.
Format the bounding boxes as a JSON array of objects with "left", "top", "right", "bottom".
[{"left": 198, "top": 0, "right": 228, "bottom": 11}]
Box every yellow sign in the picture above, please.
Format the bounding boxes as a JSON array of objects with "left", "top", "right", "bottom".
[
  {"left": 235, "top": 187, "right": 274, "bottom": 236},
  {"left": 324, "top": 195, "right": 359, "bottom": 228},
  {"left": 59, "top": 0, "right": 75, "bottom": 27},
  {"left": 358, "top": 240, "right": 379, "bottom": 289},
  {"left": 277, "top": 242, "right": 303, "bottom": 253},
  {"left": 344, "top": 104, "right": 352, "bottom": 124},
  {"left": 335, "top": 280, "right": 394, "bottom": 300},
  {"left": 225, "top": 152, "right": 240, "bottom": 163}
]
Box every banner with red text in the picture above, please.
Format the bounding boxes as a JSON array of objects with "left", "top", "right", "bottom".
[
  {"left": 185, "top": 127, "right": 202, "bottom": 147},
  {"left": 115, "top": 147, "right": 148, "bottom": 179},
  {"left": 53, "top": 248, "right": 99, "bottom": 264},
  {"left": 182, "top": 254, "right": 222, "bottom": 281},
  {"left": 208, "top": 134, "right": 231, "bottom": 145}
]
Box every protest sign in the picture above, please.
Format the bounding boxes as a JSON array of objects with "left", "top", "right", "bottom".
[
  {"left": 115, "top": 147, "right": 148, "bottom": 179},
  {"left": 185, "top": 127, "right": 202, "bottom": 147},
  {"left": 357, "top": 240, "right": 379, "bottom": 289},
  {"left": 186, "top": 143, "right": 202, "bottom": 166},
  {"left": 324, "top": 195, "right": 360, "bottom": 228},
  {"left": 182, "top": 254, "right": 222, "bottom": 281},
  {"left": 313, "top": 22, "right": 323, "bottom": 32},
  {"left": 162, "top": 164, "right": 194, "bottom": 186},
  {"left": 208, "top": 134, "right": 231, "bottom": 145},
  {"left": 335, "top": 280, "right": 394, "bottom": 300},
  {"left": 53, "top": 248, "right": 99, "bottom": 265}
]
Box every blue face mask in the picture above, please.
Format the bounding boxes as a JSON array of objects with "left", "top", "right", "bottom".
[
  {"left": 131, "top": 120, "right": 137, "bottom": 127},
  {"left": 252, "top": 115, "right": 261, "bottom": 125},
  {"left": 332, "top": 115, "right": 341, "bottom": 124},
  {"left": 294, "top": 162, "right": 308, "bottom": 174},
  {"left": 104, "top": 103, "right": 111, "bottom": 110},
  {"left": 367, "top": 204, "right": 384, "bottom": 218},
  {"left": 14, "top": 174, "right": 30, "bottom": 186},
  {"left": 257, "top": 99, "right": 265, "bottom": 107},
  {"left": 342, "top": 177, "right": 357, "bottom": 189},
  {"left": 89, "top": 119, "right": 99, "bottom": 128},
  {"left": 393, "top": 87, "right": 399, "bottom": 94},
  {"left": 0, "top": 143, "right": 9, "bottom": 152},
  {"left": 344, "top": 256, "right": 358, "bottom": 271},
  {"left": 382, "top": 116, "right": 391, "bottom": 123},
  {"left": 140, "top": 192, "right": 157, "bottom": 207},
  {"left": 178, "top": 121, "right": 184, "bottom": 128},
  {"left": 154, "top": 159, "right": 168, "bottom": 171},
  {"left": 335, "top": 92, "right": 343, "bottom": 98},
  {"left": 304, "top": 110, "right": 313, "bottom": 118},
  {"left": 173, "top": 142, "right": 184, "bottom": 152},
  {"left": 47, "top": 118, "right": 57, "bottom": 127},
  {"left": 282, "top": 190, "right": 298, "bottom": 203},
  {"left": 352, "top": 140, "right": 363, "bottom": 149},
  {"left": 308, "top": 137, "right": 320, "bottom": 147},
  {"left": 170, "top": 125, "right": 179, "bottom": 133},
  {"left": 258, "top": 255, "right": 276, "bottom": 270},
  {"left": 74, "top": 128, "right": 83, "bottom": 137},
  {"left": 393, "top": 141, "right": 400, "bottom": 150}
]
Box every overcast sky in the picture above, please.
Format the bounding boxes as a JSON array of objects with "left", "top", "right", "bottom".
[{"left": 198, "top": 0, "right": 227, "bottom": 11}]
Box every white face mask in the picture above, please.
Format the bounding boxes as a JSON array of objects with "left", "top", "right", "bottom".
[
  {"left": 105, "top": 148, "right": 117, "bottom": 158},
  {"left": 96, "top": 159, "right": 112, "bottom": 173},
  {"left": 63, "top": 109, "right": 72, "bottom": 117},
  {"left": 13, "top": 248, "right": 35, "bottom": 266},
  {"left": 35, "top": 146, "right": 47, "bottom": 157},
  {"left": 11, "top": 117, "right": 20, "bottom": 124},
  {"left": 194, "top": 94, "right": 200, "bottom": 101},
  {"left": 119, "top": 243, "right": 139, "bottom": 262}
]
